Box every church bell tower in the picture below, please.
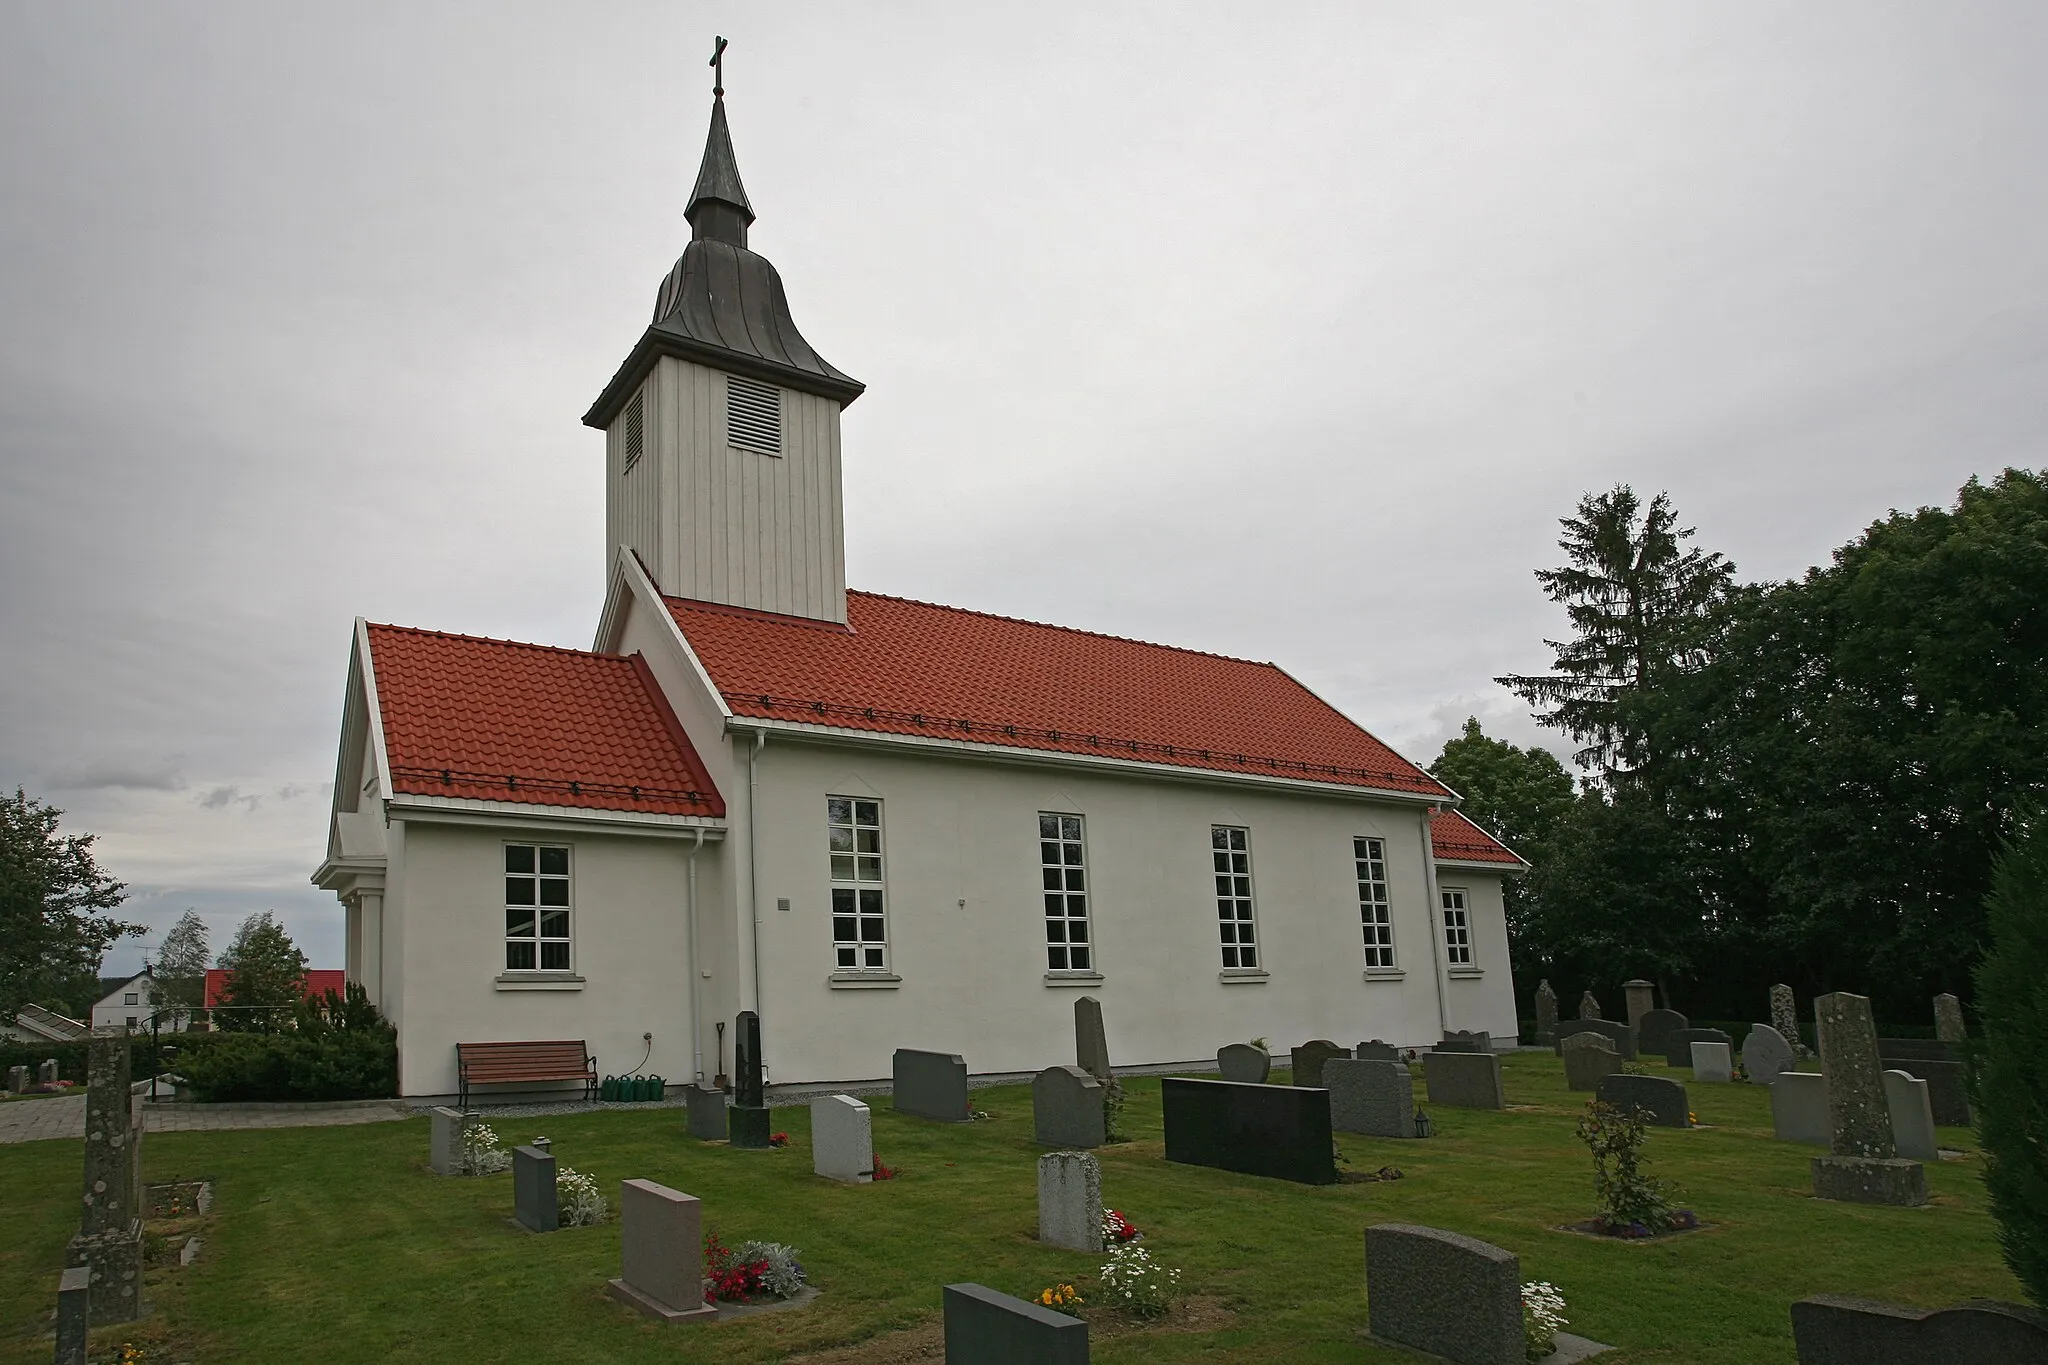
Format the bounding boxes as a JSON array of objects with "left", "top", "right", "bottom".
[{"left": 583, "top": 42, "right": 863, "bottom": 624}]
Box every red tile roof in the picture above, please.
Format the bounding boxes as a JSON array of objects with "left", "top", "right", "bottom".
[
  {"left": 666, "top": 591, "right": 1451, "bottom": 799},
  {"left": 204, "top": 968, "right": 348, "bottom": 1009},
  {"left": 1430, "top": 809, "right": 1525, "bottom": 866},
  {"left": 365, "top": 624, "right": 723, "bottom": 817}
]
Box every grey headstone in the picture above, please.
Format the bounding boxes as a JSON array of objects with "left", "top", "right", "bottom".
[
  {"left": 1435, "top": 1031, "right": 1492, "bottom": 1055},
  {"left": 1691, "top": 1041, "right": 1733, "bottom": 1083},
  {"left": 943, "top": 1283, "right": 1089, "bottom": 1365},
  {"left": 1365, "top": 1223, "right": 1522, "bottom": 1365},
  {"left": 1816, "top": 993, "right": 1896, "bottom": 1159},
  {"left": 1534, "top": 980, "right": 1559, "bottom": 1046},
  {"left": 1216, "top": 1042, "right": 1271, "bottom": 1083},
  {"left": 39, "top": 1058, "right": 58, "bottom": 1084},
  {"left": 5, "top": 1064, "right": 26, "bottom": 1093},
  {"left": 1355, "top": 1040, "right": 1401, "bottom": 1062},
  {"left": 1810, "top": 1155, "right": 1928, "bottom": 1207},
  {"left": 1290, "top": 1039, "right": 1350, "bottom": 1088},
  {"left": 1327, "top": 1058, "right": 1415, "bottom": 1138},
  {"left": 429, "top": 1106, "right": 468, "bottom": 1176},
  {"left": 812, "top": 1094, "right": 874, "bottom": 1183},
  {"left": 1932, "top": 993, "right": 1967, "bottom": 1045},
  {"left": 1422, "top": 1050, "right": 1504, "bottom": 1110},
  {"left": 1882, "top": 1071, "right": 1938, "bottom": 1163},
  {"left": 1036, "top": 1151, "right": 1102, "bottom": 1252},
  {"left": 1789, "top": 1293, "right": 2048, "bottom": 1364},
  {"left": 1771, "top": 983, "right": 1805, "bottom": 1056},
  {"left": 1665, "top": 1027, "right": 1732, "bottom": 1069},
  {"left": 68, "top": 1034, "right": 143, "bottom": 1325},
  {"left": 734, "top": 1010, "right": 764, "bottom": 1109},
  {"left": 1578, "top": 991, "right": 1602, "bottom": 1020},
  {"left": 1742, "top": 1024, "right": 1798, "bottom": 1085},
  {"left": 1074, "top": 996, "right": 1110, "bottom": 1081},
  {"left": 1554, "top": 1018, "right": 1636, "bottom": 1060},
  {"left": 1636, "top": 1008, "right": 1689, "bottom": 1060},
  {"left": 55, "top": 1266, "right": 90, "bottom": 1365},
  {"left": 893, "top": 1048, "right": 971, "bottom": 1122},
  {"left": 685, "top": 1085, "right": 728, "bottom": 1140},
  {"left": 1562, "top": 1033, "right": 1621, "bottom": 1092},
  {"left": 513, "top": 1145, "right": 558, "bottom": 1232},
  {"left": 1596, "top": 1073, "right": 1690, "bottom": 1127},
  {"left": 605, "top": 1179, "right": 717, "bottom": 1321},
  {"left": 1771, "top": 1072, "right": 1831, "bottom": 1146},
  {"left": 1878, "top": 1056, "right": 1971, "bottom": 1127},
  {"left": 1624, "top": 980, "right": 1656, "bottom": 1032},
  {"left": 1032, "top": 1066, "right": 1105, "bottom": 1149}
]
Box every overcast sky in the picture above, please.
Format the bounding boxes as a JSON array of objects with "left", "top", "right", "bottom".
[{"left": 3, "top": 3, "right": 2042, "bottom": 976}]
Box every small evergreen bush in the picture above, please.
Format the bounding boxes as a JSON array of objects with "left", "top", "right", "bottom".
[
  {"left": 175, "top": 983, "right": 396, "bottom": 1102},
  {"left": 1974, "top": 810, "right": 2048, "bottom": 1312}
]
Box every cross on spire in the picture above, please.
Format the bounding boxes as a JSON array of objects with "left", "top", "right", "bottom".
[{"left": 710, "top": 35, "right": 729, "bottom": 98}]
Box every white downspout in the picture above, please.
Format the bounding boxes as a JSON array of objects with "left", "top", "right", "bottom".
[
  {"left": 746, "top": 730, "right": 767, "bottom": 1033},
  {"left": 686, "top": 827, "right": 705, "bottom": 1085},
  {"left": 1420, "top": 804, "right": 1451, "bottom": 1038}
]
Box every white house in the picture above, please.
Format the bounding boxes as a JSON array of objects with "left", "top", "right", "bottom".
[
  {"left": 315, "top": 85, "right": 1527, "bottom": 1101},
  {"left": 90, "top": 970, "right": 182, "bottom": 1034}
]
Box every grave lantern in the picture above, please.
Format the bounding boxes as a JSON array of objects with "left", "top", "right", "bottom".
[{"left": 1413, "top": 1110, "right": 1434, "bottom": 1139}]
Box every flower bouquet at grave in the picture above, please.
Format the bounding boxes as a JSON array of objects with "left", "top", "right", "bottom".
[
  {"left": 1096, "top": 1242, "right": 1182, "bottom": 1319},
  {"left": 870, "top": 1153, "right": 897, "bottom": 1181},
  {"left": 1034, "top": 1282, "right": 1084, "bottom": 1316},
  {"left": 1522, "top": 1282, "right": 1567, "bottom": 1362},
  {"left": 1102, "top": 1209, "right": 1141, "bottom": 1244},
  {"left": 769, "top": 1131, "right": 790, "bottom": 1148},
  {"left": 461, "top": 1122, "right": 513, "bottom": 1175},
  {"left": 556, "top": 1167, "right": 607, "bottom": 1226},
  {"left": 702, "top": 1230, "right": 807, "bottom": 1304}
]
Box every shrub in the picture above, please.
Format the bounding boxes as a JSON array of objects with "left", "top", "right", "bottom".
[
  {"left": 1575, "top": 1098, "right": 1679, "bottom": 1234},
  {"left": 1097, "top": 1242, "right": 1181, "bottom": 1318},
  {"left": 1975, "top": 809, "right": 2048, "bottom": 1312},
  {"left": 174, "top": 983, "right": 395, "bottom": 1102},
  {"left": 1102, "top": 1076, "right": 1129, "bottom": 1143}
]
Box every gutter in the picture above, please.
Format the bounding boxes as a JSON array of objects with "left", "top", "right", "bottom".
[
  {"left": 687, "top": 828, "right": 706, "bottom": 1085},
  {"left": 746, "top": 729, "right": 767, "bottom": 1060},
  {"left": 1420, "top": 805, "right": 1451, "bottom": 1037}
]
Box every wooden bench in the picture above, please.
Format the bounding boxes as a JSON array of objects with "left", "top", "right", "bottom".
[{"left": 456, "top": 1040, "right": 597, "bottom": 1110}]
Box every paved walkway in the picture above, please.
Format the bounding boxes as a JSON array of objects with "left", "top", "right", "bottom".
[{"left": 0, "top": 1094, "right": 411, "bottom": 1144}]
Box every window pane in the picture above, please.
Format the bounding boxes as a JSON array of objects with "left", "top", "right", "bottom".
[
  {"left": 1067, "top": 895, "right": 1086, "bottom": 917},
  {"left": 829, "top": 826, "right": 854, "bottom": 852},
  {"left": 864, "top": 947, "right": 884, "bottom": 968},
  {"left": 1239, "top": 946, "right": 1257, "bottom": 968},
  {"left": 856, "top": 829, "right": 881, "bottom": 853},
  {"left": 1041, "top": 841, "right": 1061, "bottom": 865},
  {"left": 837, "top": 946, "right": 856, "bottom": 967},
  {"left": 1065, "top": 868, "right": 1085, "bottom": 891},
  {"left": 1048, "top": 946, "right": 1067, "bottom": 970},
  {"left": 1229, "top": 829, "right": 1246, "bottom": 850},
  {"left": 1215, "top": 875, "right": 1232, "bottom": 897},
  {"left": 506, "top": 878, "right": 536, "bottom": 906},
  {"left": 506, "top": 941, "right": 536, "bottom": 970},
  {"left": 834, "top": 916, "right": 856, "bottom": 941},
  {"left": 1070, "top": 946, "right": 1090, "bottom": 969},
  {"left": 860, "top": 918, "right": 885, "bottom": 942},
  {"left": 1045, "top": 893, "right": 1065, "bottom": 915},
  {"left": 1061, "top": 816, "right": 1081, "bottom": 841},
  {"left": 506, "top": 908, "right": 535, "bottom": 938},
  {"left": 1047, "top": 919, "right": 1066, "bottom": 943},
  {"left": 859, "top": 889, "right": 883, "bottom": 913},
  {"left": 1043, "top": 868, "right": 1062, "bottom": 891},
  {"left": 1221, "top": 945, "right": 1239, "bottom": 967},
  {"left": 540, "top": 942, "right": 570, "bottom": 971},
  {"left": 538, "top": 878, "right": 569, "bottom": 907},
  {"left": 828, "top": 797, "right": 852, "bottom": 823},
  {"left": 1062, "top": 843, "right": 1082, "bottom": 865},
  {"left": 1040, "top": 814, "right": 1060, "bottom": 839},
  {"left": 831, "top": 854, "right": 856, "bottom": 880},
  {"left": 538, "top": 847, "right": 568, "bottom": 875},
  {"left": 505, "top": 845, "right": 535, "bottom": 873},
  {"left": 857, "top": 856, "right": 882, "bottom": 881},
  {"left": 539, "top": 910, "right": 569, "bottom": 939},
  {"left": 1234, "top": 876, "right": 1251, "bottom": 898},
  {"left": 1231, "top": 853, "right": 1248, "bottom": 873},
  {"left": 854, "top": 801, "right": 879, "bottom": 824},
  {"left": 1068, "top": 920, "right": 1088, "bottom": 943},
  {"left": 832, "top": 888, "right": 856, "bottom": 913}
]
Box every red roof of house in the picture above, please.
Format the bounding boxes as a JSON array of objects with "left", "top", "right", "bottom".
[
  {"left": 666, "top": 591, "right": 1451, "bottom": 798},
  {"left": 1430, "top": 809, "right": 1524, "bottom": 866},
  {"left": 364, "top": 624, "right": 723, "bottom": 817},
  {"left": 204, "top": 969, "right": 348, "bottom": 1009}
]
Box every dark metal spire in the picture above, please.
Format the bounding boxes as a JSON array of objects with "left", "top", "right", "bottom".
[{"left": 687, "top": 37, "right": 754, "bottom": 248}]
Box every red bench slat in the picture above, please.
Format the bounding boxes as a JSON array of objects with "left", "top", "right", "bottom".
[{"left": 456, "top": 1040, "right": 597, "bottom": 1107}]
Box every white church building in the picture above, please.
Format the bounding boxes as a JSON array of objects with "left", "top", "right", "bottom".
[{"left": 315, "top": 86, "right": 1525, "bottom": 1101}]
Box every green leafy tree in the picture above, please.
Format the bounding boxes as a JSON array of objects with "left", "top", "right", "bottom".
[
  {"left": 154, "top": 908, "right": 210, "bottom": 1012},
  {"left": 1973, "top": 808, "right": 2048, "bottom": 1311},
  {"left": 1427, "top": 717, "right": 1578, "bottom": 962},
  {"left": 0, "top": 788, "right": 140, "bottom": 1018},
  {"left": 214, "top": 911, "right": 308, "bottom": 1031}
]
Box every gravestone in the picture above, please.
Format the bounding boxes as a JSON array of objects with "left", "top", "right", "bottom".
[
  {"left": 1624, "top": 980, "right": 1656, "bottom": 1032},
  {"left": 1789, "top": 1294, "right": 2048, "bottom": 1364},
  {"left": 1742, "top": 1024, "right": 1798, "bottom": 1085},
  {"left": 942, "top": 1283, "right": 1089, "bottom": 1365},
  {"left": 1161, "top": 1077, "right": 1336, "bottom": 1184},
  {"left": 1881, "top": 1071, "right": 1938, "bottom": 1163},
  {"left": 513, "top": 1145, "right": 559, "bottom": 1232},
  {"left": 1074, "top": 996, "right": 1111, "bottom": 1081},
  {"left": 1032, "top": 1066, "right": 1106, "bottom": 1149},
  {"left": 1665, "top": 1027, "right": 1733, "bottom": 1069},
  {"left": 1562, "top": 1033, "right": 1621, "bottom": 1092},
  {"left": 55, "top": 1266, "right": 90, "bottom": 1365},
  {"left": 1435, "top": 1031, "right": 1491, "bottom": 1055},
  {"left": 1422, "top": 1050, "right": 1504, "bottom": 1110},
  {"left": 1691, "top": 1041, "right": 1733, "bottom": 1083},
  {"left": 1812, "top": 992, "right": 1925, "bottom": 1207},
  {"left": 39, "top": 1058, "right": 58, "bottom": 1084},
  {"left": 730, "top": 1011, "right": 772, "bottom": 1148},
  {"left": 606, "top": 1179, "right": 718, "bottom": 1322},
  {"left": 1365, "top": 1223, "right": 1522, "bottom": 1365},
  {"left": 1578, "top": 991, "right": 1602, "bottom": 1020},
  {"left": 893, "top": 1048, "right": 971, "bottom": 1122},
  {"left": 429, "top": 1106, "right": 469, "bottom": 1176},
  {"left": 812, "top": 1094, "right": 874, "bottom": 1183},
  {"left": 1355, "top": 1040, "right": 1401, "bottom": 1062},
  {"left": 1771, "top": 983, "right": 1805, "bottom": 1055},
  {"left": 1876, "top": 1049, "right": 1970, "bottom": 1127},
  {"left": 1771, "top": 1072, "right": 1831, "bottom": 1146},
  {"left": 685, "top": 1085, "right": 728, "bottom": 1140},
  {"left": 1596, "top": 1073, "right": 1690, "bottom": 1128},
  {"left": 1037, "top": 1151, "right": 1102, "bottom": 1252},
  {"left": 1636, "top": 1008, "right": 1689, "bottom": 1060},
  {"left": 5, "top": 1063, "right": 26, "bottom": 1093},
  {"left": 66, "top": 1035, "right": 143, "bottom": 1325},
  {"left": 1326, "top": 1058, "right": 1415, "bottom": 1138},
  {"left": 1216, "top": 1042, "right": 1271, "bottom": 1083},
  {"left": 1534, "top": 980, "right": 1559, "bottom": 1046},
  {"left": 1290, "top": 1039, "right": 1350, "bottom": 1087},
  {"left": 1554, "top": 1018, "right": 1636, "bottom": 1060},
  {"left": 1932, "top": 993, "right": 1967, "bottom": 1045}
]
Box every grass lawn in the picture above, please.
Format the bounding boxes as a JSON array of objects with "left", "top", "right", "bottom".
[{"left": 1, "top": 1052, "right": 2021, "bottom": 1364}]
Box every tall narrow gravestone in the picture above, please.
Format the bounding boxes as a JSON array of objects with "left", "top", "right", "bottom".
[
  {"left": 1624, "top": 980, "right": 1656, "bottom": 1033},
  {"left": 606, "top": 1180, "right": 718, "bottom": 1322},
  {"left": 1037, "top": 1151, "right": 1103, "bottom": 1252},
  {"left": 812, "top": 1094, "right": 874, "bottom": 1183},
  {"left": 1932, "top": 993, "right": 1967, "bottom": 1045},
  {"left": 513, "top": 1145, "right": 559, "bottom": 1232},
  {"left": 1811, "top": 992, "right": 1926, "bottom": 1207},
  {"left": 66, "top": 1035, "right": 143, "bottom": 1325},
  {"left": 54, "top": 1266, "right": 90, "bottom": 1365},
  {"left": 1534, "top": 980, "right": 1559, "bottom": 1046},
  {"left": 729, "top": 1011, "right": 771, "bottom": 1148},
  {"left": 1771, "top": 983, "right": 1805, "bottom": 1056},
  {"left": 1578, "top": 991, "right": 1602, "bottom": 1020},
  {"left": 1074, "top": 996, "right": 1111, "bottom": 1081},
  {"left": 429, "top": 1106, "right": 470, "bottom": 1176},
  {"left": 1365, "top": 1224, "right": 1523, "bottom": 1365},
  {"left": 1032, "top": 1066, "right": 1106, "bottom": 1149}
]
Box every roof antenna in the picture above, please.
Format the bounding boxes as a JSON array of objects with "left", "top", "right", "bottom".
[{"left": 710, "top": 34, "right": 728, "bottom": 98}]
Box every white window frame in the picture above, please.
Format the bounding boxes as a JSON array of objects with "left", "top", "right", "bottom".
[
  {"left": 124, "top": 993, "right": 139, "bottom": 1005},
  {"left": 1355, "top": 836, "right": 1396, "bottom": 970},
  {"left": 828, "top": 797, "right": 889, "bottom": 971},
  {"left": 505, "top": 843, "right": 573, "bottom": 973},
  {"left": 1039, "top": 813, "right": 1094, "bottom": 972},
  {"left": 1441, "top": 887, "right": 1473, "bottom": 967},
  {"left": 1211, "top": 825, "right": 1259, "bottom": 970}
]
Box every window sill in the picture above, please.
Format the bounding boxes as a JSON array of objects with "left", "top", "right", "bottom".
[
  {"left": 1043, "top": 971, "right": 1104, "bottom": 987},
  {"left": 1218, "top": 968, "right": 1270, "bottom": 985},
  {"left": 494, "top": 973, "right": 585, "bottom": 992},
  {"left": 1447, "top": 966, "right": 1484, "bottom": 979},
  {"left": 1363, "top": 968, "right": 1407, "bottom": 983},
  {"left": 828, "top": 972, "right": 902, "bottom": 991}
]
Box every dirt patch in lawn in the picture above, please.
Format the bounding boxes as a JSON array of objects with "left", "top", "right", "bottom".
[{"left": 784, "top": 1295, "right": 1235, "bottom": 1362}]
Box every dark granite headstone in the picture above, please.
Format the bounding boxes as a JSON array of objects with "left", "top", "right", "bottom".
[
  {"left": 1534, "top": 980, "right": 1559, "bottom": 1046},
  {"left": 728, "top": 1103, "right": 772, "bottom": 1149},
  {"left": 1074, "top": 996, "right": 1110, "bottom": 1081},
  {"left": 55, "top": 1266, "right": 90, "bottom": 1365},
  {"left": 1665, "top": 1026, "right": 1732, "bottom": 1068},
  {"left": 1365, "top": 1223, "right": 1522, "bottom": 1365},
  {"left": 1596, "top": 1073, "right": 1690, "bottom": 1128},
  {"left": 1436, "top": 1030, "right": 1492, "bottom": 1054},
  {"left": 893, "top": 1048, "right": 971, "bottom": 1122},
  {"left": 1216, "top": 1042, "right": 1271, "bottom": 1083},
  {"left": 1032, "top": 1066, "right": 1106, "bottom": 1149},
  {"left": 1289, "top": 1039, "right": 1349, "bottom": 1088},
  {"left": 734, "top": 1010, "right": 764, "bottom": 1108},
  {"left": 513, "top": 1145, "right": 559, "bottom": 1232},
  {"left": 1327, "top": 1059, "right": 1415, "bottom": 1138},
  {"left": 1636, "top": 1008, "right": 1689, "bottom": 1060},
  {"left": 1554, "top": 1018, "right": 1636, "bottom": 1060},
  {"left": 685, "top": 1085, "right": 728, "bottom": 1140},
  {"left": 1355, "top": 1040, "right": 1401, "bottom": 1062},
  {"left": 1422, "top": 1051, "right": 1504, "bottom": 1110},
  {"left": 942, "top": 1283, "right": 1090, "bottom": 1364},
  {"left": 1161, "top": 1077, "right": 1336, "bottom": 1184},
  {"left": 1873, "top": 1038, "right": 1959, "bottom": 1062},
  {"left": 1562, "top": 1033, "right": 1621, "bottom": 1092},
  {"left": 1789, "top": 1294, "right": 2048, "bottom": 1364},
  {"left": 1876, "top": 1047, "right": 1970, "bottom": 1126}
]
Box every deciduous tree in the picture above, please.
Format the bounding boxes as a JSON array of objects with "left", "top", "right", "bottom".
[{"left": 0, "top": 789, "right": 139, "bottom": 1018}]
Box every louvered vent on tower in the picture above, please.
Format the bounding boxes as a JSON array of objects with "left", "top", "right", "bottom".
[
  {"left": 726, "top": 375, "right": 782, "bottom": 455},
  {"left": 623, "top": 390, "right": 645, "bottom": 471}
]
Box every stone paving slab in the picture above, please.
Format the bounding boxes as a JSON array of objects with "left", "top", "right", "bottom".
[{"left": 0, "top": 1093, "right": 410, "bottom": 1144}]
